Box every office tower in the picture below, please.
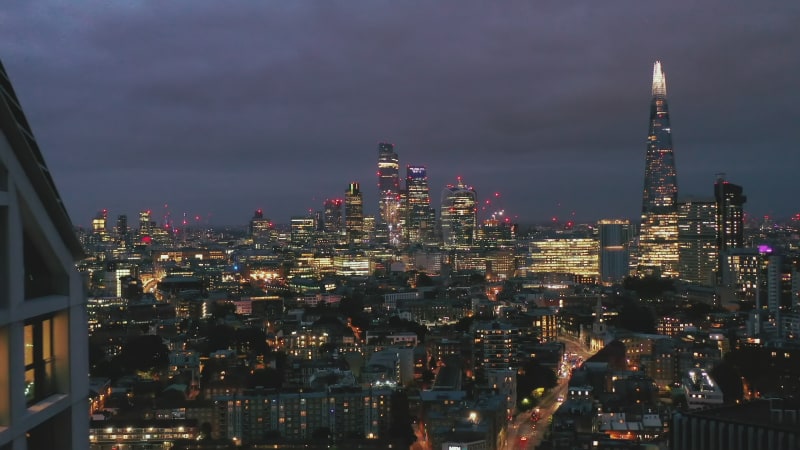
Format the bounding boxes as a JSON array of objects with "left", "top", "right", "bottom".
[
  {"left": 677, "top": 199, "right": 717, "bottom": 284},
  {"left": 115, "top": 214, "right": 129, "bottom": 246},
  {"left": 323, "top": 198, "right": 343, "bottom": 233},
  {"left": 290, "top": 216, "right": 315, "bottom": 248},
  {"left": 405, "top": 165, "right": 435, "bottom": 244},
  {"left": 0, "top": 59, "right": 88, "bottom": 449},
  {"left": 377, "top": 142, "right": 400, "bottom": 242},
  {"left": 527, "top": 236, "right": 599, "bottom": 281},
  {"left": 92, "top": 209, "right": 109, "bottom": 242},
  {"left": 440, "top": 177, "right": 477, "bottom": 249},
  {"left": 248, "top": 208, "right": 272, "bottom": 240},
  {"left": 638, "top": 61, "right": 679, "bottom": 277},
  {"left": 138, "top": 209, "right": 152, "bottom": 236},
  {"left": 598, "top": 219, "right": 631, "bottom": 284},
  {"left": 714, "top": 176, "right": 746, "bottom": 277},
  {"left": 345, "top": 182, "right": 363, "bottom": 245}
]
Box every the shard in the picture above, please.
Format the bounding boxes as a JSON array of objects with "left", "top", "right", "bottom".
[{"left": 638, "top": 61, "right": 679, "bottom": 277}]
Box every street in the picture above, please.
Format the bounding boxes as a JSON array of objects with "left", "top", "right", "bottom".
[{"left": 504, "top": 333, "right": 595, "bottom": 450}]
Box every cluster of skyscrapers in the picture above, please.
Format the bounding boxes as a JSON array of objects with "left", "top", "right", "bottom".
[{"left": 259, "top": 142, "right": 485, "bottom": 251}]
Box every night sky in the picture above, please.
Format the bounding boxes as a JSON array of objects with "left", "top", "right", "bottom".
[{"left": 1, "top": 2, "right": 798, "bottom": 228}]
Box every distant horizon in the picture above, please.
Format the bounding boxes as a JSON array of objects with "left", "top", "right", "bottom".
[{"left": 3, "top": 2, "right": 798, "bottom": 228}]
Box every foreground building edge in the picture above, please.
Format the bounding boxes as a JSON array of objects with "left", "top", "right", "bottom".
[{"left": 0, "top": 60, "right": 89, "bottom": 449}]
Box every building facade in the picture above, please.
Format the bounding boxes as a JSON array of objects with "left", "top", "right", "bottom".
[
  {"left": 638, "top": 61, "right": 679, "bottom": 277},
  {"left": 345, "top": 182, "right": 363, "bottom": 245},
  {"left": 598, "top": 219, "right": 631, "bottom": 284},
  {"left": 405, "top": 165, "right": 435, "bottom": 245},
  {"left": 0, "top": 59, "right": 88, "bottom": 450},
  {"left": 714, "top": 176, "right": 746, "bottom": 279},
  {"left": 377, "top": 143, "right": 400, "bottom": 243},
  {"left": 440, "top": 178, "right": 477, "bottom": 249},
  {"left": 677, "top": 198, "right": 717, "bottom": 284}
]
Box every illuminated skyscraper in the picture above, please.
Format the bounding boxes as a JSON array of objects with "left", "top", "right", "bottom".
[
  {"left": 345, "top": 182, "right": 364, "bottom": 245},
  {"left": 248, "top": 208, "right": 272, "bottom": 240},
  {"left": 677, "top": 198, "right": 717, "bottom": 284},
  {"left": 714, "top": 176, "right": 746, "bottom": 253},
  {"left": 714, "top": 176, "right": 746, "bottom": 280},
  {"left": 138, "top": 210, "right": 154, "bottom": 241},
  {"left": 290, "top": 216, "right": 315, "bottom": 248},
  {"left": 92, "top": 209, "right": 109, "bottom": 242},
  {"left": 405, "top": 165, "right": 435, "bottom": 244},
  {"left": 440, "top": 178, "right": 477, "bottom": 249},
  {"left": 377, "top": 143, "right": 400, "bottom": 242},
  {"left": 323, "top": 198, "right": 343, "bottom": 233},
  {"left": 638, "top": 61, "right": 679, "bottom": 277},
  {"left": 598, "top": 219, "right": 631, "bottom": 283}
]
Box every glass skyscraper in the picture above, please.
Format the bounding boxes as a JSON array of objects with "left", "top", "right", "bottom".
[
  {"left": 377, "top": 142, "right": 400, "bottom": 243},
  {"left": 714, "top": 176, "right": 746, "bottom": 280},
  {"left": 638, "top": 61, "right": 679, "bottom": 277},
  {"left": 440, "top": 178, "right": 477, "bottom": 249},
  {"left": 405, "top": 165, "right": 435, "bottom": 244},
  {"left": 598, "top": 219, "right": 631, "bottom": 284},
  {"left": 677, "top": 198, "right": 717, "bottom": 284},
  {"left": 345, "top": 182, "right": 363, "bottom": 245}
]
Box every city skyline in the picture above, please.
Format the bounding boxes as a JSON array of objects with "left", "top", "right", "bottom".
[{"left": 1, "top": 2, "right": 798, "bottom": 227}]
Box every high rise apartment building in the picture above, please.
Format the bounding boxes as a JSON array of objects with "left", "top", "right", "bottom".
[
  {"left": 678, "top": 198, "right": 717, "bottom": 284},
  {"left": 598, "top": 219, "right": 631, "bottom": 284},
  {"left": 638, "top": 61, "right": 680, "bottom": 277},
  {"left": 0, "top": 59, "right": 88, "bottom": 449},
  {"left": 715, "top": 176, "right": 746, "bottom": 279},
  {"left": 440, "top": 178, "right": 477, "bottom": 249}
]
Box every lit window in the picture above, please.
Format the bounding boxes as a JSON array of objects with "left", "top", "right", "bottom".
[{"left": 24, "top": 315, "right": 56, "bottom": 404}]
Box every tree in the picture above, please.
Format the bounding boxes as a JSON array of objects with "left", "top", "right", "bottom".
[
  {"left": 710, "top": 361, "right": 744, "bottom": 403},
  {"left": 516, "top": 359, "right": 558, "bottom": 410},
  {"left": 615, "top": 301, "right": 656, "bottom": 333},
  {"left": 206, "top": 324, "right": 236, "bottom": 352},
  {"left": 311, "top": 427, "right": 331, "bottom": 441},
  {"left": 117, "top": 335, "right": 169, "bottom": 374},
  {"left": 387, "top": 391, "right": 417, "bottom": 447},
  {"left": 247, "top": 368, "right": 283, "bottom": 389}
]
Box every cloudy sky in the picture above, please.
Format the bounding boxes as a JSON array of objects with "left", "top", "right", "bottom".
[{"left": 1, "top": 1, "right": 798, "bottom": 227}]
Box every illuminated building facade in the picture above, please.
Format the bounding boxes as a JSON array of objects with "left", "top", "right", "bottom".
[
  {"left": 473, "top": 322, "right": 520, "bottom": 376},
  {"left": 345, "top": 182, "right": 363, "bottom": 245},
  {"left": 638, "top": 61, "right": 679, "bottom": 277},
  {"left": 138, "top": 209, "right": 154, "bottom": 241},
  {"left": 715, "top": 176, "right": 746, "bottom": 278},
  {"left": 215, "top": 387, "right": 392, "bottom": 444},
  {"left": 377, "top": 143, "right": 401, "bottom": 242},
  {"left": 440, "top": 178, "right": 477, "bottom": 249},
  {"left": 598, "top": 219, "right": 631, "bottom": 283},
  {"left": 678, "top": 199, "right": 717, "bottom": 284},
  {"left": 527, "top": 237, "right": 599, "bottom": 280},
  {"left": 92, "top": 209, "right": 110, "bottom": 243},
  {"left": 248, "top": 208, "right": 272, "bottom": 240},
  {"left": 405, "top": 165, "right": 435, "bottom": 244},
  {"left": 0, "top": 59, "right": 88, "bottom": 449},
  {"left": 290, "top": 216, "right": 315, "bottom": 248},
  {"left": 323, "top": 198, "right": 343, "bottom": 233}
]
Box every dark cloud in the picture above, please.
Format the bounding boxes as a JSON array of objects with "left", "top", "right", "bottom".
[{"left": 1, "top": 1, "right": 798, "bottom": 226}]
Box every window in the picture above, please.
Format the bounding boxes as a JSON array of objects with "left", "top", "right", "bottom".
[{"left": 24, "top": 315, "right": 56, "bottom": 404}]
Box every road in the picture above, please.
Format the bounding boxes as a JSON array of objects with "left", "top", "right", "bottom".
[{"left": 504, "top": 333, "right": 596, "bottom": 450}]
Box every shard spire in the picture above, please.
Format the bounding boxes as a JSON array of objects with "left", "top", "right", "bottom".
[
  {"left": 652, "top": 60, "right": 667, "bottom": 98},
  {"left": 638, "top": 60, "right": 679, "bottom": 277}
]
